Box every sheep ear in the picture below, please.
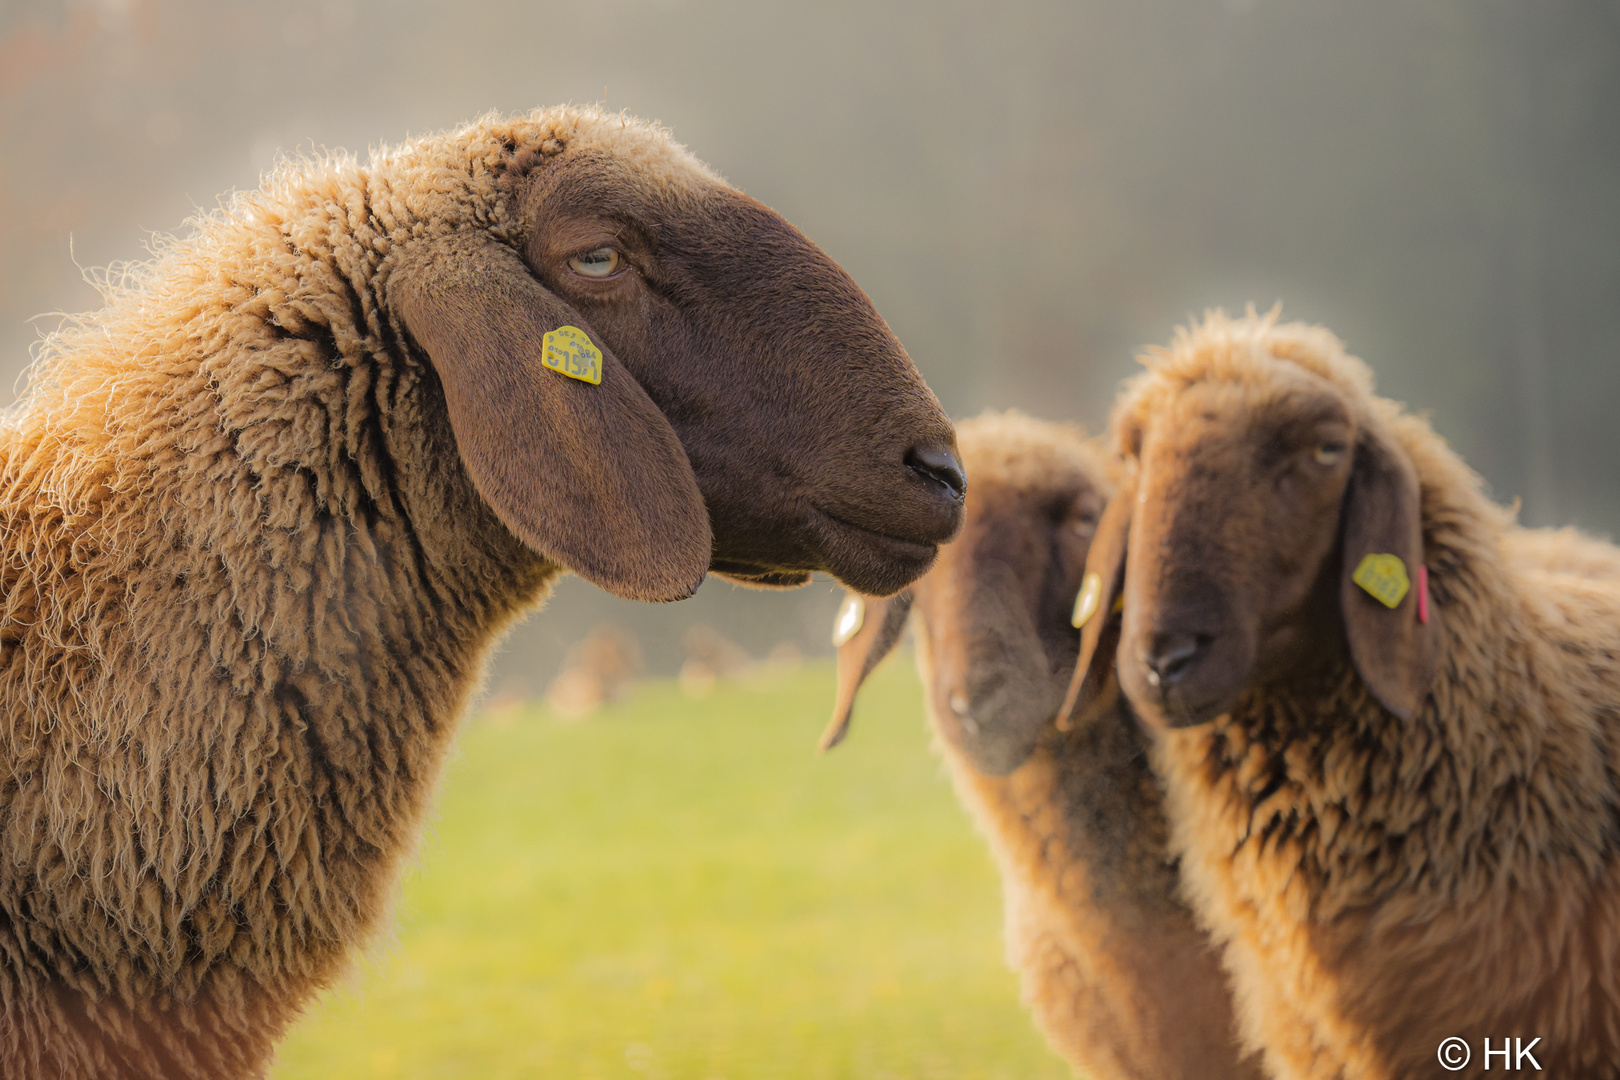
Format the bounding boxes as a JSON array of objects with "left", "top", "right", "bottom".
[
  {"left": 391, "top": 235, "right": 711, "bottom": 603},
  {"left": 819, "top": 590, "right": 914, "bottom": 751},
  {"left": 1340, "top": 427, "right": 1442, "bottom": 719},
  {"left": 1056, "top": 474, "right": 1132, "bottom": 726}
]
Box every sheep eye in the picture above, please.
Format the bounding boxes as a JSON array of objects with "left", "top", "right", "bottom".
[
  {"left": 1313, "top": 442, "right": 1346, "bottom": 466},
  {"left": 567, "top": 247, "right": 621, "bottom": 278}
]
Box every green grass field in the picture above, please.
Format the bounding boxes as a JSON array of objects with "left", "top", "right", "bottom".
[{"left": 270, "top": 659, "right": 1073, "bottom": 1080}]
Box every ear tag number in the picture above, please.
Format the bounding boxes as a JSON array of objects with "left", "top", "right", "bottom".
[
  {"left": 541, "top": 326, "right": 603, "bottom": 385},
  {"left": 1072, "top": 572, "right": 1103, "bottom": 628},
  {"left": 832, "top": 595, "right": 865, "bottom": 646},
  {"left": 1352, "top": 553, "right": 1411, "bottom": 609}
]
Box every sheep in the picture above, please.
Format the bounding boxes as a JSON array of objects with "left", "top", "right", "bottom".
[
  {"left": 676, "top": 622, "right": 756, "bottom": 698},
  {"left": 1064, "top": 307, "right": 1620, "bottom": 1078},
  {"left": 544, "top": 622, "right": 642, "bottom": 719},
  {"left": 823, "top": 411, "right": 1262, "bottom": 1080},
  {"left": 0, "top": 105, "right": 967, "bottom": 1079},
  {"left": 1503, "top": 524, "right": 1620, "bottom": 580}
]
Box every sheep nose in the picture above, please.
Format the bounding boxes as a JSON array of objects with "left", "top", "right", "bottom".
[
  {"left": 947, "top": 692, "right": 981, "bottom": 736},
  {"left": 905, "top": 443, "right": 967, "bottom": 503},
  {"left": 1143, "top": 632, "right": 1209, "bottom": 688}
]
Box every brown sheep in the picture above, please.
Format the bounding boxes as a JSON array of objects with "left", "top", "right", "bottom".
[
  {"left": 824, "top": 412, "right": 1261, "bottom": 1080},
  {"left": 544, "top": 622, "right": 642, "bottom": 719},
  {"left": 0, "top": 106, "right": 964, "bottom": 1079},
  {"left": 1504, "top": 525, "right": 1620, "bottom": 581},
  {"left": 1066, "top": 308, "right": 1620, "bottom": 1078}
]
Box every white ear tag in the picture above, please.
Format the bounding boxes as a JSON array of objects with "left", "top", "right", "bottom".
[
  {"left": 832, "top": 595, "right": 865, "bottom": 646},
  {"left": 1072, "top": 572, "right": 1102, "bottom": 629}
]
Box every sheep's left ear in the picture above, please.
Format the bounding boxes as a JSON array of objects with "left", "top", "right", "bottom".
[
  {"left": 818, "top": 590, "right": 914, "bottom": 751},
  {"left": 1340, "top": 425, "right": 1442, "bottom": 719},
  {"left": 391, "top": 233, "right": 711, "bottom": 602}
]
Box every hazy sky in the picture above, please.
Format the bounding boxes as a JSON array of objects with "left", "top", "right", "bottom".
[{"left": 4, "top": 0, "right": 1617, "bottom": 681}]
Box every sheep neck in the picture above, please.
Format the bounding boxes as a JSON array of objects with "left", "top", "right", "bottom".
[
  {"left": 933, "top": 691, "right": 1261, "bottom": 1079},
  {"left": 0, "top": 129, "right": 559, "bottom": 1044}
]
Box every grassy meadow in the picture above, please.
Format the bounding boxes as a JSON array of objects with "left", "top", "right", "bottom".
[{"left": 270, "top": 659, "right": 1073, "bottom": 1080}]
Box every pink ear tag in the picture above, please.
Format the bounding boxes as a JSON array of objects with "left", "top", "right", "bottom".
[{"left": 1417, "top": 565, "right": 1430, "bottom": 624}]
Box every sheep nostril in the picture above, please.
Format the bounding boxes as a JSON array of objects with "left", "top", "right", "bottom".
[
  {"left": 945, "top": 692, "right": 983, "bottom": 735},
  {"left": 1143, "top": 633, "right": 1208, "bottom": 688},
  {"left": 905, "top": 444, "right": 967, "bottom": 503}
]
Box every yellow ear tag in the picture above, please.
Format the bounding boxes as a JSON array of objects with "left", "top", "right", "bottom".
[
  {"left": 541, "top": 325, "right": 603, "bottom": 384},
  {"left": 1352, "top": 553, "right": 1410, "bottom": 609},
  {"left": 1072, "top": 572, "right": 1103, "bottom": 629},
  {"left": 832, "top": 595, "right": 865, "bottom": 646}
]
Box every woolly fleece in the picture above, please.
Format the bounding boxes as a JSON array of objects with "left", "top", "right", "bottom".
[
  {"left": 0, "top": 105, "right": 946, "bottom": 1077},
  {"left": 1116, "top": 311, "right": 1620, "bottom": 1079}
]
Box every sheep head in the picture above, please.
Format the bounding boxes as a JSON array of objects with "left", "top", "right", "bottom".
[
  {"left": 389, "top": 110, "right": 963, "bottom": 604},
  {"left": 1062, "top": 311, "right": 1442, "bottom": 730},
  {"left": 822, "top": 413, "right": 1110, "bottom": 774}
]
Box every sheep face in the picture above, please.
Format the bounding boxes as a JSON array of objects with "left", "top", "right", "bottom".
[
  {"left": 824, "top": 414, "right": 1110, "bottom": 774},
  {"left": 1110, "top": 361, "right": 1356, "bottom": 728},
  {"left": 1065, "top": 319, "right": 1442, "bottom": 730},
  {"left": 912, "top": 422, "right": 1106, "bottom": 772},
  {"left": 522, "top": 154, "right": 965, "bottom": 595},
  {"left": 392, "top": 116, "right": 963, "bottom": 605}
]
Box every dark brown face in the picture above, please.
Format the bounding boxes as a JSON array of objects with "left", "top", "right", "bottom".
[
  {"left": 1064, "top": 332, "right": 1444, "bottom": 734},
  {"left": 822, "top": 416, "right": 1109, "bottom": 775},
  {"left": 517, "top": 149, "right": 965, "bottom": 597},
  {"left": 1113, "top": 366, "right": 1356, "bottom": 728}
]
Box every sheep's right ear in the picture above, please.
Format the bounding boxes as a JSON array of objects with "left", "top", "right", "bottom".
[
  {"left": 818, "top": 589, "right": 914, "bottom": 751},
  {"left": 391, "top": 234, "right": 711, "bottom": 603},
  {"left": 1056, "top": 472, "right": 1133, "bottom": 726}
]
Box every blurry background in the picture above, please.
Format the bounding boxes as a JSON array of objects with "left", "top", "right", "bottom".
[
  {"left": 6, "top": 4, "right": 1620, "bottom": 1077},
  {"left": 3, "top": 0, "right": 1617, "bottom": 680}
]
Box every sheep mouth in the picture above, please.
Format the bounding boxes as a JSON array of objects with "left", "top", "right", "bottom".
[
  {"left": 934, "top": 690, "right": 1054, "bottom": 776},
  {"left": 1129, "top": 679, "right": 1233, "bottom": 730},
  {"left": 705, "top": 505, "right": 940, "bottom": 595},
  {"left": 810, "top": 501, "right": 939, "bottom": 563},
  {"left": 809, "top": 503, "right": 941, "bottom": 549},
  {"left": 803, "top": 503, "right": 941, "bottom": 592},
  {"left": 708, "top": 561, "right": 814, "bottom": 588}
]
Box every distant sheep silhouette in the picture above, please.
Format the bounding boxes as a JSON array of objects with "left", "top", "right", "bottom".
[
  {"left": 826, "top": 412, "right": 1260, "bottom": 1080},
  {"left": 1068, "top": 309, "right": 1620, "bottom": 1078},
  {"left": 0, "top": 105, "right": 963, "bottom": 1078},
  {"left": 545, "top": 623, "right": 642, "bottom": 719}
]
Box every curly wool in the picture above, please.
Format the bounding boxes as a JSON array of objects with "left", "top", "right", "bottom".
[
  {"left": 939, "top": 687, "right": 1260, "bottom": 1080},
  {"left": 0, "top": 107, "right": 698, "bottom": 1077},
  {"left": 1122, "top": 311, "right": 1620, "bottom": 1079},
  {"left": 829, "top": 412, "right": 1260, "bottom": 1080},
  {"left": 937, "top": 416, "right": 1259, "bottom": 1080}
]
